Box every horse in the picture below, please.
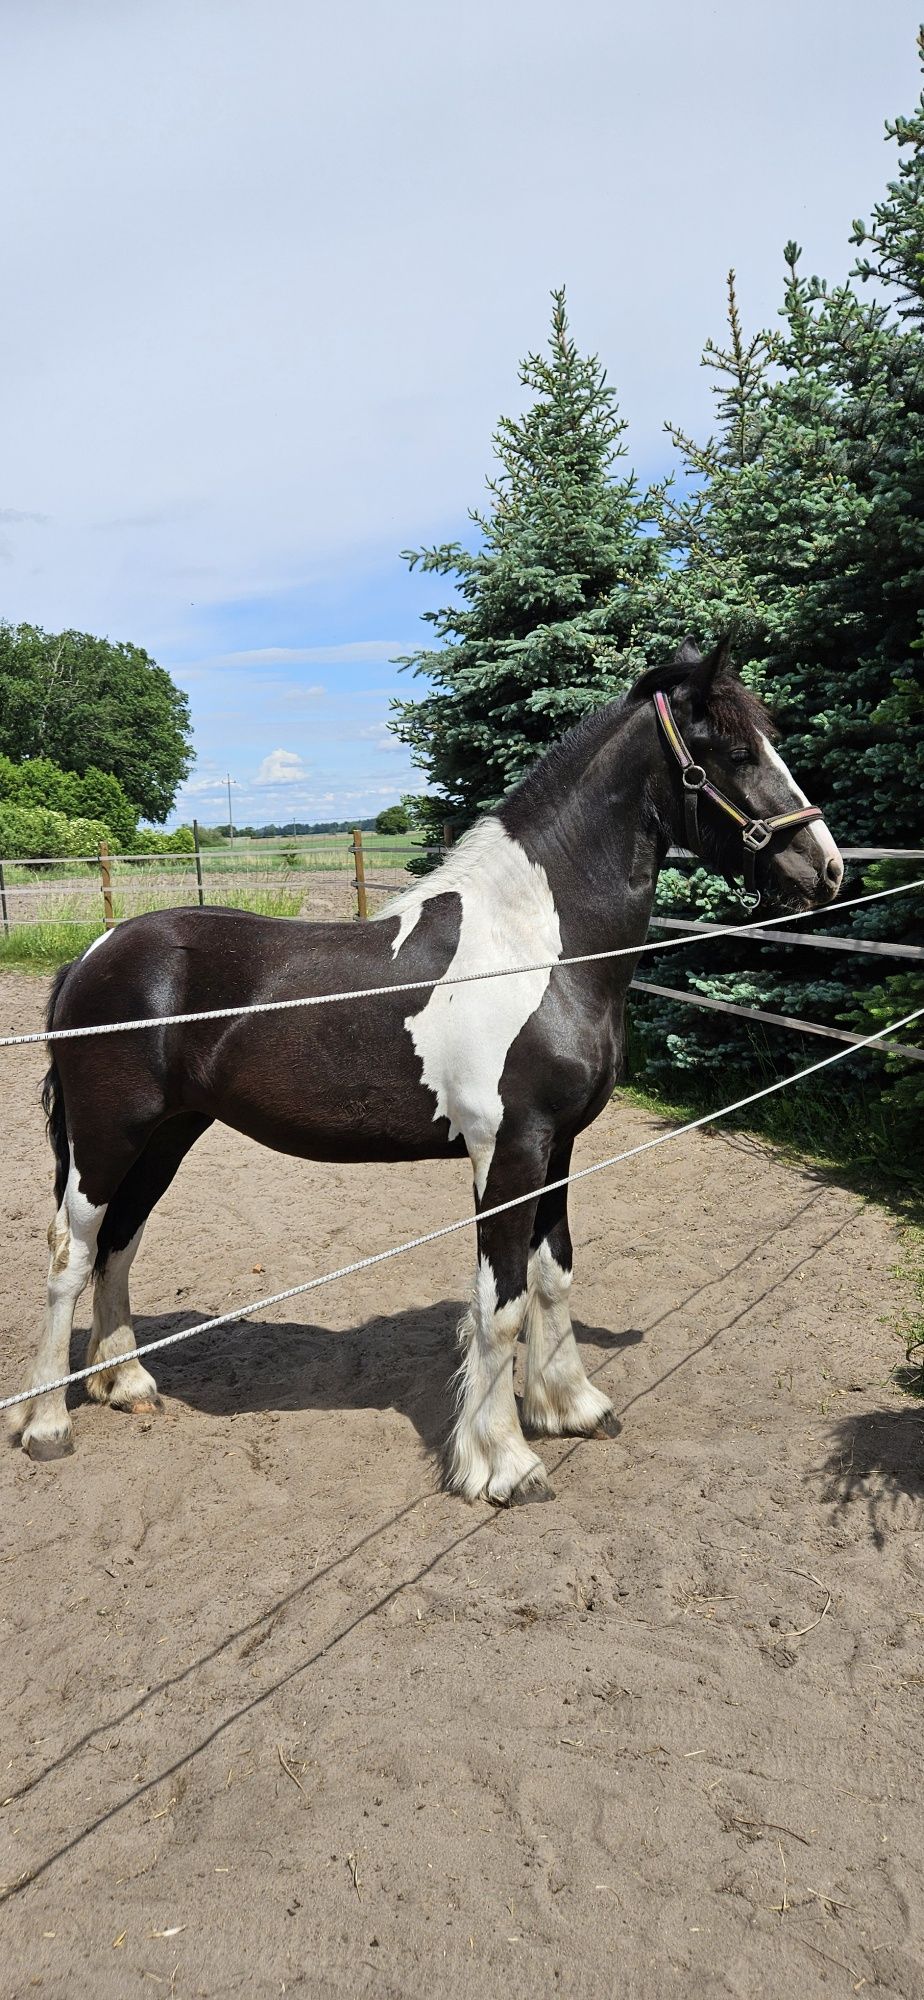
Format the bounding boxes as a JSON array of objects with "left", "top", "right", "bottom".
[{"left": 15, "top": 639, "right": 844, "bottom": 1500}]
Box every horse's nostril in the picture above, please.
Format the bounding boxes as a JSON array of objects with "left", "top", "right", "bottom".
[{"left": 825, "top": 855, "right": 844, "bottom": 890}]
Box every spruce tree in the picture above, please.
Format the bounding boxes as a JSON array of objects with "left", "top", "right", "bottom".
[
  {"left": 391, "top": 291, "right": 661, "bottom": 821},
  {"left": 637, "top": 39, "right": 924, "bottom": 1135}
]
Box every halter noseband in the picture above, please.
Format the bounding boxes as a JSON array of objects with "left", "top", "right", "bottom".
[{"left": 653, "top": 688, "right": 823, "bottom": 909}]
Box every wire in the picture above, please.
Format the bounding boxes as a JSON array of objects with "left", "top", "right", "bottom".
[
  {"left": 4, "top": 1000, "right": 922, "bottom": 1417},
  {"left": 1, "top": 878, "right": 920, "bottom": 1050}
]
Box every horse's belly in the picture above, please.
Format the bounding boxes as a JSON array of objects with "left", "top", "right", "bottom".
[{"left": 199, "top": 1024, "right": 461, "bottom": 1164}]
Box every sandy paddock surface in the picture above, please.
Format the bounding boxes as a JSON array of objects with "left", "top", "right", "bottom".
[{"left": 1, "top": 967, "right": 923, "bottom": 2000}]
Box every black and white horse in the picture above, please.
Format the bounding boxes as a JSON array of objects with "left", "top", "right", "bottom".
[{"left": 17, "top": 641, "right": 843, "bottom": 1500}]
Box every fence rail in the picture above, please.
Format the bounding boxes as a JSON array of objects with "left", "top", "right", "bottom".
[
  {"left": 649, "top": 915, "right": 924, "bottom": 962},
  {"left": 631, "top": 979, "right": 924, "bottom": 1062},
  {"left": 0, "top": 831, "right": 920, "bottom": 1064}
]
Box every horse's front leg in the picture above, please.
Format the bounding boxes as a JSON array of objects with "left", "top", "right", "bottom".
[
  {"left": 522, "top": 1145, "right": 619, "bottom": 1440},
  {"left": 447, "top": 1139, "right": 553, "bottom": 1506}
]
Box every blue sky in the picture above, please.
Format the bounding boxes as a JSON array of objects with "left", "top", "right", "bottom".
[{"left": 2, "top": 0, "right": 921, "bottom": 825}]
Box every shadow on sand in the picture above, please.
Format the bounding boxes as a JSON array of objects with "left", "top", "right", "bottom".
[{"left": 68, "top": 1302, "right": 645, "bottom": 1456}]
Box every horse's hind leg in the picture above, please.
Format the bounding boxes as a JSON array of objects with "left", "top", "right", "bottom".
[
  {"left": 19, "top": 1172, "right": 107, "bottom": 1459},
  {"left": 87, "top": 1114, "right": 212, "bottom": 1416},
  {"left": 86, "top": 1227, "right": 158, "bottom": 1412},
  {"left": 522, "top": 1145, "right": 619, "bottom": 1440}
]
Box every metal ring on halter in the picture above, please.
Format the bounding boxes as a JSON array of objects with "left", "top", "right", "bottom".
[
  {"left": 742, "top": 819, "right": 772, "bottom": 851},
  {"left": 682, "top": 765, "right": 707, "bottom": 790},
  {"left": 739, "top": 889, "right": 761, "bottom": 910}
]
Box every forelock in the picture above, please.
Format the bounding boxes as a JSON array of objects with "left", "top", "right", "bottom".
[{"left": 704, "top": 677, "right": 774, "bottom": 747}]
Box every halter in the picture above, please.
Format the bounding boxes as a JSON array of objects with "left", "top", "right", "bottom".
[{"left": 653, "top": 689, "right": 824, "bottom": 909}]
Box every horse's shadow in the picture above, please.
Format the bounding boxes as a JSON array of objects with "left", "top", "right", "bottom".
[{"left": 88, "top": 1304, "right": 644, "bottom": 1456}]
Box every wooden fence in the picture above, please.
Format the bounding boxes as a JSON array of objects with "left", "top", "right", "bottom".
[
  {"left": 0, "top": 827, "right": 920, "bottom": 1062},
  {"left": 359, "top": 833, "right": 924, "bottom": 1067}
]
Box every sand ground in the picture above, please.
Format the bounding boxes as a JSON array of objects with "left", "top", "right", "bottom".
[{"left": 1, "top": 969, "right": 922, "bottom": 1999}]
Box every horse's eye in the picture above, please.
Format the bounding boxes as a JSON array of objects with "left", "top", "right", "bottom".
[{"left": 730, "top": 747, "right": 752, "bottom": 765}]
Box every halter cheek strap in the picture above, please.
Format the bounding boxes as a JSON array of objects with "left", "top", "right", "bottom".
[{"left": 653, "top": 689, "right": 824, "bottom": 907}]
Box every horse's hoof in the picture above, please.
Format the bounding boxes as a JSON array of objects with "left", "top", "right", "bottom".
[
  {"left": 487, "top": 1469, "right": 554, "bottom": 1507},
  {"left": 23, "top": 1430, "right": 75, "bottom": 1461},
  {"left": 125, "top": 1395, "right": 162, "bottom": 1416},
  {"left": 511, "top": 1477, "right": 555, "bottom": 1505},
  {"left": 593, "top": 1411, "right": 622, "bottom": 1439}
]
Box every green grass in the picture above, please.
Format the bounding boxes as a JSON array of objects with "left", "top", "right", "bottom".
[
  {"left": 214, "top": 887, "right": 304, "bottom": 918},
  {"left": 0, "top": 919, "right": 102, "bottom": 969},
  {"left": 0, "top": 885, "right": 308, "bottom": 970}
]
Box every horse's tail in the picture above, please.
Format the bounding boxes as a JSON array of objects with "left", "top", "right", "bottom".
[{"left": 42, "top": 962, "right": 75, "bottom": 1208}]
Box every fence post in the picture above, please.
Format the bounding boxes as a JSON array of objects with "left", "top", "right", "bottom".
[
  {"left": 193, "top": 819, "right": 205, "bottom": 907},
  {"left": 98, "top": 840, "right": 115, "bottom": 929},
  {"left": 0, "top": 861, "right": 8, "bottom": 937},
  {"left": 443, "top": 821, "right": 455, "bottom": 849},
  {"left": 352, "top": 828, "right": 368, "bottom": 920}
]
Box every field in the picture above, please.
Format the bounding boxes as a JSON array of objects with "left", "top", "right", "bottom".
[
  {"left": 1, "top": 970, "right": 923, "bottom": 1998},
  {"left": 0, "top": 838, "right": 418, "bottom": 968}
]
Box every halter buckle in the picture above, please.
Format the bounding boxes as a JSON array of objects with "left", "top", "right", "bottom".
[
  {"left": 742, "top": 819, "right": 772, "bottom": 852},
  {"left": 682, "top": 765, "right": 707, "bottom": 791}
]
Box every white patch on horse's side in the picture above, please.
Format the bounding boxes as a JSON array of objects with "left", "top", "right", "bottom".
[
  {"left": 376, "top": 819, "right": 562, "bottom": 1194},
  {"left": 82, "top": 928, "right": 114, "bottom": 960},
  {"left": 759, "top": 734, "right": 842, "bottom": 876}
]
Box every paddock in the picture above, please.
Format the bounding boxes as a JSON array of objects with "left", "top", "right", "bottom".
[{"left": 1, "top": 968, "right": 922, "bottom": 1999}]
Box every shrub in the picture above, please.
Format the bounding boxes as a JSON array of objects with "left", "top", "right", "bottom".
[
  {"left": 0, "top": 802, "right": 110, "bottom": 860},
  {"left": 375, "top": 804, "right": 411, "bottom": 835},
  {"left": 130, "top": 825, "right": 195, "bottom": 854},
  {"left": 0, "top": 753, "right": 137, "bottom": 849}
]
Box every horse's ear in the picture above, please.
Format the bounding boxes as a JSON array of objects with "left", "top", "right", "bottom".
[
  {"left": 673, "top": 635, "right": 703, "bottom": 669},
  {"left": 628, "top": 635, "right": 709, "bottom": 704},
  {"left": 688, "top": 635, "right": 734, "bottom": 695}
]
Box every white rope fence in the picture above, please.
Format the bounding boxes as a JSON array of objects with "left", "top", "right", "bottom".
[
  {"left": 1, "top": 878, "right": 920, "bottom": 1050},
  {"left": 3, "top": 999, "right": 922, "bottom": 1416}
]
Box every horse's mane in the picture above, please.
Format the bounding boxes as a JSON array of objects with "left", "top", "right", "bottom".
[{"left": 501, "top": 657, "right": 773, "bottom": 822}]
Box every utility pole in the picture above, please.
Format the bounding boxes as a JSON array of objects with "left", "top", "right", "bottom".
[{"left": 226, "top": 774, "right": 234, "bottom": 846}]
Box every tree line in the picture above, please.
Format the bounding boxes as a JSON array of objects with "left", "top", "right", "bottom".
[{"left": 392, "top": 33, "right": 924, "bottom": 1156}]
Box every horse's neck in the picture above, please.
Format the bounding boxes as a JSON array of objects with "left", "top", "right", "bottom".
[{"left": 499, "top": 703, "right": 668, "bottom": 953}]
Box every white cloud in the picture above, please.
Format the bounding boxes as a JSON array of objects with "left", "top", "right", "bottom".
[
  {"left": 207, "top": 642, "right": 407, "bottom": 668},
  {"left": 357, "top": 720, "right": 403, "bottom": 753},
  {"left": 255, "top": 748, "right": 307, "bottom": 787},
  {"left": 181, "top": 773, "right": 236, "bottom": 796}
]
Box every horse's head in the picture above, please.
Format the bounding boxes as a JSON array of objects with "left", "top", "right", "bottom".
[{"left": 632, "top": 638, "right": 844, "bottom": 911}]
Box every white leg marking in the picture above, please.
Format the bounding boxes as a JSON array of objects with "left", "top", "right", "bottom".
[
  {"left": 447, "top": 1259, "right": 550, "bottom": 1503},
  {"left": 522, "top": 1243, "right": 616, "bottom": 1437},
  {"left": 86, "top": 1227, "right": 160, "bottom": 1412},
  {"left": 19, "top": 1155, "right": 106, "bottom": 1457}
]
